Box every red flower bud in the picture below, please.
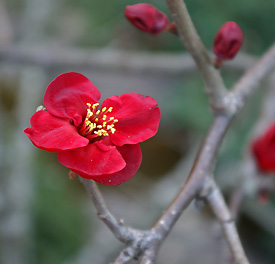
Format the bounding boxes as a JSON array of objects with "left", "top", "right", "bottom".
[
  {"left": 124, "top": 4, "right": 169, "bottom": 35},
  {"left": 213, "top": 21, "right": 243, "bottom": 60},
  {"left": 252, "top": 122, "right": 275, "bottom": 174}
]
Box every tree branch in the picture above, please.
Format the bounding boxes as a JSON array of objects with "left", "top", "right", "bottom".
[
  {"left": 232, "top": 43, "right": 275, "bottom": 112},
  {"left": 207, "top": 179, "right": 250, "bottom": 264},
  {"left": 152, "top": 115, "right": 231, "bottom": 239},
  {"left": 165, "top": 0, "right": 228, "bottom": 111},
  {"left": 78, "top": 177, "right": 140, "bottom": 244},
  {"left": 0, "top": 45, "right": 257, "bottom": 75}
]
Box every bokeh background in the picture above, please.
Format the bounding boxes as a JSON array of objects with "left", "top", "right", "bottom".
[{"left": 0, "top": 0, "right": 275, "bottom": 263}]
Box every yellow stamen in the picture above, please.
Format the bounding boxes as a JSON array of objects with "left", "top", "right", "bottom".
[{"left": 84, "top": 103, "right": 118, "bottom": 138}]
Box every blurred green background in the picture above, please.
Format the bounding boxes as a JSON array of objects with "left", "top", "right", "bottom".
[{"left": 0, "top": 0, "right": 275, "bottom": 264}]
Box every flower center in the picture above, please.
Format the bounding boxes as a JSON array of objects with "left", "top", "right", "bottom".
[{"left": 79, "top": 103, "right": 118, "bottom": 141}]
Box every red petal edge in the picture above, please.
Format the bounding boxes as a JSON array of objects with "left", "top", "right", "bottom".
[
  {"left": 24, "top": 110, "right": 89, "bottom": 152},
  {"left": 93, "top": 144, "right": 142, "bottom": 185},
  {"left": 44, "top": 72, "right": 101, "bottom": 125},
  {"left": 57, "top": 140, "right": 126, "bottom": 177}
]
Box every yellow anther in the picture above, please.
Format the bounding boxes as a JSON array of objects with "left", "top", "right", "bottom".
[
  {"left": 92, "top": 103, "right": 99, "bottom": 109},
  {"left": 85, "top": 120, "right": 91, "bottom": 126},
  {"left": 84, "top": 104, "right": 118, "bottom": 138},
  {"left": 87, "top": 109, "right": 93, "bottom": 118}
]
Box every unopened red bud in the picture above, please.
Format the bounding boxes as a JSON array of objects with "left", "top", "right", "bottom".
[
  {"left": 213, "top": 21, "right": 243, "bottom": 60},
  {"left": 124, "top": 4, "right": 170, "bottom": 35}
]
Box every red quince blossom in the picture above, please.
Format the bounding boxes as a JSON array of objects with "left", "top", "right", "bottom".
[
  {"left": 213, "top": 21, "right": 243, "bottom": 60},
  {"left": 125, "top": 3, "right": 170, "bottom": 35},
  {"left": 24, "top": 72, "right": 161, "bottom": 185},
  {"left": 252, "top": 122, "right": 275, "bottom": 174}
]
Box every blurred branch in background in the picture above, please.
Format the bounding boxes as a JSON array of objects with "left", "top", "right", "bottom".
[
  {"left": 0, "top": 45, "right": 257, "bottom": 75},
  {"left": 230, "top": 70, "right": 275, "bottom": 226},
  {"left": 0, "top": 0, "right": 51, "bottom": 263}
]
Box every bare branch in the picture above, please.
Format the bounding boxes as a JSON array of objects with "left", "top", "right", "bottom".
[
  {"left": 232, "top": 43, "right": 275, "bottom": 111},
  {"left": 0, "top": 45, "right": 257, "bottom": 75},
  {"left": 111, "top": 246, "right": 137, "bottom": 264},
  {"left": 165, "top": 0, "right": 228, "bottom": 111},
  {"left": 78, "top": 177, "right": 140, "bottom": 244},
  {"left": 230, "top": 71, "right": 275, "bottom": 219},
  {"left": 152, "top": 115, "right": 231, "bottom": 240},
  {"left": 138, "top": 248, "right": 157, "bottom": 264},
  {"left": 207, "top": 179, "right": 250, "bottom": 264}
]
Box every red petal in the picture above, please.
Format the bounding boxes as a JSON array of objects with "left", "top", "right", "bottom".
[
  {"left": 252, "top": 124, "right": 275, "bottom": 173},
  {"left": 93, "top": 144, "right": 142, "bottom": 185},
  {"left": 102, "top": 93, "right": 161, "bottom": 146},
  {"left": 24, "top": 110, "right": 89, "bottom": 152},
  {"left": 44, "top": 72, "right": 101, "bottom": 125},
  {"left": 57, "top": 140, "right": 126, "bottom": 177}
]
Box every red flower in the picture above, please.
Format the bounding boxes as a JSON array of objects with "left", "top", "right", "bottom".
[
  {"left": 24, "top": 72, "right": 161, "bottom": 185},
  {"left": 125, "top": 3, "right": 170, "bottom": 35},
  {"left": 213, "top": 21, "right": 243, "bottom": 60},
  {"left": 252, "top": 122, "right": 275, "bottom": 174}
]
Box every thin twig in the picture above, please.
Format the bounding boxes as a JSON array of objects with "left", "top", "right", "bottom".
[
  {"left": 207, "top": 179, "right": 250, "bottom": 264},
  {"left": 78, "top": 177, "right": 140, "bottom": 243},
  {"left": 230, "top": 71, "right": 275, "bottom": 219},
  {"left": 232, "top": 43, "right": 275, "bottom": 111},
  {"left": 165, "top": 0, "right": 228, "bottom": 111}
]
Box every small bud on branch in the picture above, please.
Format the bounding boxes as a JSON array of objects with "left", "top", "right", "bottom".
[
  {"left": 213, "top": 21, "right": 243, "bottom": 67},
  {"left": 124, "top": 4, "right": 170, "bottom": 35}
]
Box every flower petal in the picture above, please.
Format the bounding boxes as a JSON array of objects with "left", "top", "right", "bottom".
[
  {"left": 252, "top": 123, "right": 275, "bottom": 173},
  {"left": 57, "top": 140, "right": 126, "bottom": 177},
  {"left": 101, "top": 93, "right": 161, "bottom": 146},
  {"left": 24, "top": 110, "right": 89, "bottom": 152},
  {"left": 93, "top": 144, "right": 142, "bottom": 185},
  {"left": 44, "top": 72, "right": 101, "bottom": 125}
]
